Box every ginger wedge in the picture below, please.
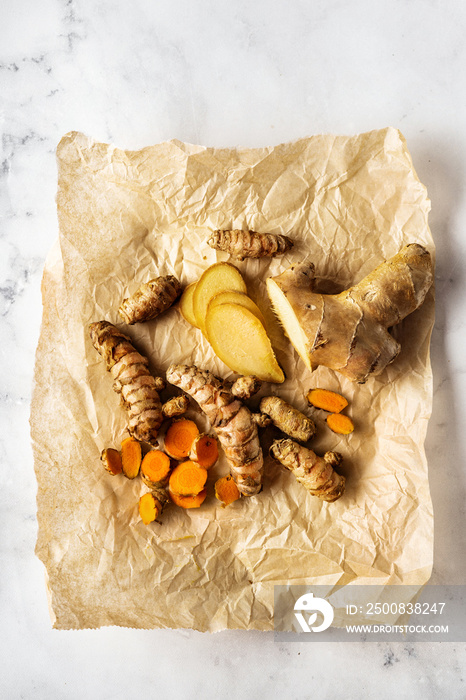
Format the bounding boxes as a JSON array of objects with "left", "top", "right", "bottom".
[
  {"left": 193, "top": 262, "right": 247, "bottom": 334},
  {"left": 205, "top": 302, "right": 284, "bottom": 383}
]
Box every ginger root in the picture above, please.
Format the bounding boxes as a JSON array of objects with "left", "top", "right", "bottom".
[
  {"left": 270, "top": 438, "right": 345, "bottom": 502},
  {"left": 208, "top": 229, "right": 293, "bottom": 261},
  {"left": 166, "top": 364, "right": 263, "bottom": 496},
  {"left": 260, "top": 396, "right": 316, "bottom": 442},
  {"left": 267, "top": 243, "right": 433, "bottom": 383},
  {"left": 307, "top": 388, "right": 348, "bottom": 414},
  {"left": 119, "top": 275, "right": 181, "bottom": 325},
  {"left": 89, "top": 321, "right": 163, "bottom": 444}
]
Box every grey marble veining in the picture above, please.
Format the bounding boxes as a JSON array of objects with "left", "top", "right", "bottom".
[{"left": 2, "top": 0, "right": 466, "bottom": 697}]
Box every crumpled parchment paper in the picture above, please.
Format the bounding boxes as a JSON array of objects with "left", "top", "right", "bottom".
[{"left": 31, "top": 128, "right": 434, "bottom": 630}]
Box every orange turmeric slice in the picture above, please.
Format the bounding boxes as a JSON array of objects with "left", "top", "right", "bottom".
[
  {"left": 164, "top": 419, "right": 200, "bottom": 460},
  {"left": 121, "top": 436, "right": 142, "bottom": 479},
  {"left": 100, "top": 448, "right": 123, "bottom": 475},
  {"left": 168, "top": 460, "right": 208, "bottom": 496},
  {"left": 306, "top": 388, "right": 348, "bottom": 414},
  {"left": 138, "top": 490, "right": 167, "bottom": 524},
  {"left": 189, "top": 433, "right": 219, "bottom": 469},
  {"left": 141, "top": 449, "right": 171, "bottom": 488},
  {"left": 169, "top": 489, "right": 207, "bottom": 509},
  {"left": 326, "top": 413, "right": 354, "bottom": 435},
  {"left": 215, "top": 475, "right": 240, "bottom": 507}
]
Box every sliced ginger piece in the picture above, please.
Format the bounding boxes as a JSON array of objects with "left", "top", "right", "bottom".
[
  {"left": 178, "top": 281, "right": 198, "bottom": 327},
  {"left": 326, "top": 413, "right": 354, "bottom": 435},
  {"left": 100, "top": 448, "right": 123, "bottom": 475},
  {"left": 215, "top": 475, "right": 240, "bottom": 507},
  {"left": 169, "top": 488, "right": 207, "bottom": 509},
  {"left": 205, "top": 302, "right": 284, "bottom": 383},
  {"left": 189, "top": 433, "right": 219, "bottom": 469},
  {"left": 141, "top": 449, "right": 171, "bottom": 488},
  {"left": 193, "top": 262, "right": 247, "bottom": 335},
  {"left": 207, "top": 290, "right": 266, "bottom": 326},
  {"left": 307, "top": 388, "right": 348, "bottom": 413},
  {"left": 121, "top": 436, "right": 142, "bottom": 479},
  {"left": 164, "top": 418, "right": 200, "bottom": 460},
  {"left": 169, "top": 460, "right": 208, "bottom": 496}
]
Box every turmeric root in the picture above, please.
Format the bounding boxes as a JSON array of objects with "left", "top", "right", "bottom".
[
  {"left": 162, "top": 395, "right": 190, "bottom": 418},
  {"left": 266, "top": 243, "right": 433, "bottom": 383},
  {"left": 100, "top": 448, "right": 122, "bottom": 475},
  {"left": 164, "top": 418, "right": 199, "bottom": 460},
  {"left": 189, "top": 434, "right": 219, "bottom": 469},
  {"left": 168, "top": 461, "right": 208, "bottom": 497},
  {"left": 252, "top": 412, "right": 273, "bottom": 429},
  {"left": 121, "top": 436, "right": 142, "bottom": 479},
  {"left": 270, "top": 438, "right": 345, "bottom": 502},
  {"left": 169, "top": 489, "right": 207, "bottom": 509},
  {"left": 326, "top": 413, "right": 354, "bottom": 435},
  {"left": 166, "top": 364, "right": 263, "bottom": 496},
  {"left": 208, "top": 229, "right": 294, "bottom": 261},
  {"left": 89, "top": 321, "right": 163, "bottom": 444},
  {"left": 230, "top": 375, "right": 262, "bottom": 400},
  {"left": 259, "top": 396, "right": 316, "bottom": 442},
  {"left": 307, "top": 388, "right": 348, "bottom": 414},
  {"left": 139, "top": 487, "right": 169, "bottom": 524},
  {"left": 118, "top": 275, "right": 181, "bottom": 325},
  {"left": 215, "top": 475, "right": 240, "bottom": 507},
  {"left": 141, "top": 449, "right": 171, "bottom": 488}
]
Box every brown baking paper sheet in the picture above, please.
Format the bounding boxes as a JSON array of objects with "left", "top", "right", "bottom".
[{"left": 31, "top": 128, "right": 434, "bottom": 631}]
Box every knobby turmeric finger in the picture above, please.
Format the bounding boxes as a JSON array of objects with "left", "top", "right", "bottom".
[
  {"left": 164, "top": 418, "right": 199, "bottom": 460},
  {"left": 138, "top": 488, "right": 169, "bottom": 524},
  {"left": 119, "top": 275, "right": 182, "bottom": 325},
  {"left": 306, "top": 388, "right": 348, "bottom": 414},
  {"left": 169, "top": 489, "right": 207, "bottom": 509},
  {"left": 189, "top": 434, "right": 219, "bottom": 469},
  {"left": 141, "top": 449, "right": 171, "bottom": 488},
  {"left": 260, "top": 396, "right": 316, "bottom": 442},
  {"left": 168, "top": 460, "right": 208, "bottom": 496},
  {"left": 326, "top": 413, "right": 354, "bottom": 435},
  {"left": 215, "top": 475, "right": 240, "bottom": 507},
  {"left": 100, "top": 448, "right": 123, "bottom": 475},
  {"left": 121, "top": 436, "right": 142, "bottom": 479},
  {"left": 161, "top": 395, "right": 190, "bottom": 418}
]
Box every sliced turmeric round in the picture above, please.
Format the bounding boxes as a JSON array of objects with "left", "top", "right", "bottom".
[
  {"left": 138, "top": 492, "right": 163, "bottom": 525},
  {"left": 215, "top": 475, "right": 240, "bottom": 507},
  {"left": 141, "top": 449, "right": 171, "bottom": 488},
  {"left": 164, "top": 419, "right": 200, "bottom": 460},
  {"left": 307, "top": 388, "right": 348, "bottom": 414},
  {"left": 121, "top": 436, "right": 142, "bottom": 479},
  {"left": 169, "top": 460, "right": 208, "bottom": 496},
  {"left": 169, "top": 489, "right": 207, "bottom": 509},
  {"left": 189, "top": 433, "right": 219, "bottom": 469},
  {"left": 100, "top": 448, "right": 123, "bottom": 475},
  {"left": 326, "top": 413, "right": 354, "bottom": 435}
]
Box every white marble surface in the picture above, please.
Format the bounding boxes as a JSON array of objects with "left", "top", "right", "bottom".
[{"left": 2, "top": 0, "right": 466, "bottom": 697}]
